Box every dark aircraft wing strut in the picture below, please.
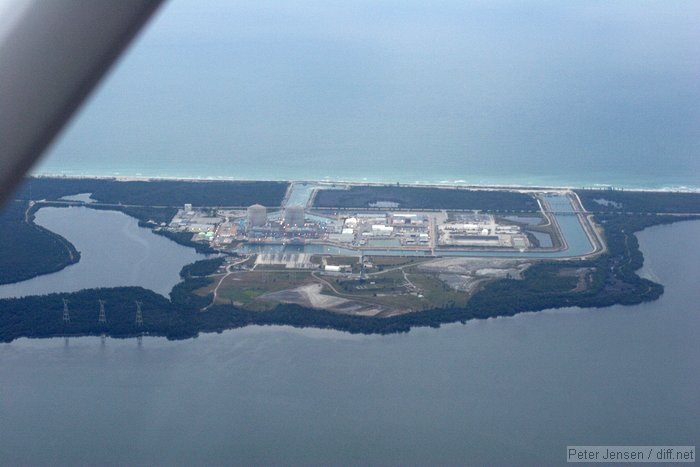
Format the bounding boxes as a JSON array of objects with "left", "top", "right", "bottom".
[{"left": 0, "top": 0, "right": 165, "bottom": 206}]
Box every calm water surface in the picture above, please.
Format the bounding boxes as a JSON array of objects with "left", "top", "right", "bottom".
[
  {"left": 35, "top": 1, "right": 700, "bottom": 189},
  {"left": 1, "top": 221, "right": 698, "bottom": 465},
  {"left": 0, "top": 207, "right": 205, "bottom": 299}
]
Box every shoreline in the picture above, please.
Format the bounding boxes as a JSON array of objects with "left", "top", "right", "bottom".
[
  {"left": 28, "top": 173, "right": 700, "bottom": 194},
  {"left": 2, "top": 184, "right": 697, "bottom": 339}
]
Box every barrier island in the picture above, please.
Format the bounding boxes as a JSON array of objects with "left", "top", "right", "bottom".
[{"left": 1, "top": 177, "right": 699, "bottom": 342}]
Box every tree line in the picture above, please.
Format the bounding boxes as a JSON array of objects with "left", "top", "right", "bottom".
[
  {"left": 2, "top": 213, "right": 695, "bottom": 341},
  {"left": 14, "top": 177, "right": 289, "bottom": 207},
  {"left": 314, "top": 185, "right": 539, "bottom": 211}
]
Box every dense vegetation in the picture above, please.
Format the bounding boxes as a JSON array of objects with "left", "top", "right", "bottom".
[
  {"left": 180, "top": 257, "right": 226, "bottom": 278},
  {"left": 152, "top": 230, "right": 217, "bottom": 254},
  {"left": 1, "top": 175, "right": 284, "bottom": 284},
  {"left": 2, "top": 182, "right": 700, "bottom": 341},
  {"left": 2, "top": 211, "right": 697, "bottom": 341},
  {"left": 314, "top": 185, "right": 539, "bottom": 211},
  {"left": 576, "top": 189, "right": 700, "bottom": 214},
  {"left": 14, "top": 177, "right": 288, "bottom": 207},
  {"left": 0, "top": 287, "right": 174, "bottom": 341},
  {"left": 0, "top": 176, "right": 228, "bottom": 285},
  {"left": 0, "top": 201, "right": 80, "bottom": 285},
  {"left": 464, "top": 217, "right": 669, "bottom": 314},
  {"left": 0, "top": 258, "right": 229, "bottom": 342}
]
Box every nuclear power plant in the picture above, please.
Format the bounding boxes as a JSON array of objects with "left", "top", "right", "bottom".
[
  {"left": 284, "top": 205, "right": 305, "bottom": 227},
  {"left": 167, "top": 183, "right": 534, "bottom": 253},
  {"left": 247, "top": 204, "right": 267, "bottom": 227}
]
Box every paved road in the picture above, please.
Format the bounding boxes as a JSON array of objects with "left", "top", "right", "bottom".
[{"left": 203, "top": 256, "right": 251, "bottom": 310}]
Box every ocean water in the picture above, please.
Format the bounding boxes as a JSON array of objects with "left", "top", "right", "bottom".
[{"left": 35, "top": 0, "right": 700, "bottom": 190}]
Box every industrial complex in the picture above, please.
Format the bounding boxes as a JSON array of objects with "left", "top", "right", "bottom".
[
  {"left": 168, "top": 186, "right": 539, "bottom": 255},
  {"left": 161, "top": 182, "right": 603, "bottom": 316}
]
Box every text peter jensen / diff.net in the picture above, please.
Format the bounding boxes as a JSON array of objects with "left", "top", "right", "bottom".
[{"left": 567, "top": 446, "right": 695, "bottom": 463}]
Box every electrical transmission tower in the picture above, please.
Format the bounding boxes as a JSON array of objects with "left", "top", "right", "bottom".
[
  {"left": 135, "top": 301, "right": 143, "bottom": 327},
  {"left": 98, "top": 299, "right": 107, "bottom": 324},
  {"left": 62, "top": 299, "right": 70, "bottom": 323}
]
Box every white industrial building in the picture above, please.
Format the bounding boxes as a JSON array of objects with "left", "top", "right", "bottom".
[{"left": 371, "top": 225, "right": 394, "bottom": 235}]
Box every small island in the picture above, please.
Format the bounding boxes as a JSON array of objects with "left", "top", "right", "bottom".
[{"left": 1, "top": 176, "right": 699, "bottom": 342}]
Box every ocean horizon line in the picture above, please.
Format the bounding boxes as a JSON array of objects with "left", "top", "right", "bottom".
[{"left": 29, "top": 171, "right": 700, "bottom": 193}]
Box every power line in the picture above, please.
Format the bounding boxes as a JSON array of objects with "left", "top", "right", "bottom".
[
  {"left": 135, "top": 301, "right": 143, "bottom": 327},
  {"left": 62, "top": 299, "right": 70, "bottom": 323},
  {"left": 98, "top": 299, "right": 107, "bottom": 324}
]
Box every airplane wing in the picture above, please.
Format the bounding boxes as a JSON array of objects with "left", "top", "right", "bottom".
[{"left": 0, "top": 0, "right": 164, "bottom": 206}]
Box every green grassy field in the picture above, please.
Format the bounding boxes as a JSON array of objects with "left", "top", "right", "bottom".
[{"left": 208, "top": 270, "right": 314, "bottom": 310}]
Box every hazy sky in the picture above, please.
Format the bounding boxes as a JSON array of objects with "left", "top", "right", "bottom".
[{"left": 37, "top": 0, "right": 700, "bottom": 186}]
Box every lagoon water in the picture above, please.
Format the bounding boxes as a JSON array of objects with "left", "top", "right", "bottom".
[
  {"left": 0, "top": 207, "right": 205, "bottom": 299},
  {"left": 4, "top": 0, "right": 700, "bottom": 464},
  {"left": 1, "top": 219, "right": 698, "bottom": 465}
]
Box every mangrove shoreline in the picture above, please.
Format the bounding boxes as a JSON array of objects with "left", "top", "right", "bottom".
[{"left": 2, "top": 178, "right": 700, "bottom": 342}]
